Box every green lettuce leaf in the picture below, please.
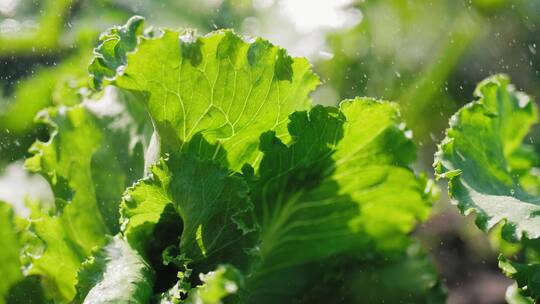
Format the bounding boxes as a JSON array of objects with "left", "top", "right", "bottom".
[
  {"left": 245, "top": 99, "right": 435, "bottom": 300},
  {"left": 93, "top": 18, "right": 437, "bottom": 303},
  {"left": 90, "top": 16, "right": 319, "bottom": 171},
  {"left": 75, "top": 236, "right": 154, "bottom": 304},
  {"left": 121, "top": 151, "right": 255, "bottom": 268},
  {"left": 434, "top": 74, "right": 540, "bottom": 240},
  {"left": 23, "top": 88, "right": 152, "bottom": 301},
  {"left": 434, "top": 74, "right": 540, "bottom": 300},
  {"left": 0, "top": 202, "right": 22, "bottom": 304},
  {"left": 0, "top": 203, "right": 47, "bottom": 304},
  {"left": 121, "top": 99, "right": 435, "bottom": 302},
  {"left": 88, "top": 16, "right": 145, "bottom": 90}
]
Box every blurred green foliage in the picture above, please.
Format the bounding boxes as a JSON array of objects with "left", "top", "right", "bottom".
[
  {"left": 0, "top": 0, "right": 72, "bottom": 55},
  {"left": 0, "top": 0, "right": 253, "bottom": 168},
  {"left": 317, "top": 0, "right": 540, "bottom": 142}
]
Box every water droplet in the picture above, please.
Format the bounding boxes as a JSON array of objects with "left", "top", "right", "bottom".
[
  {"left": 529, "top": 44, "right": 537, "bottom": 55},
  {"left": 318, "top": 50, "right": 334, "bottom": 59}
]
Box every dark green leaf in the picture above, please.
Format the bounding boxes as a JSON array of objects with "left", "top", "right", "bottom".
[{"left": 121, "top": 152, "right": 254, "bottom": 267}]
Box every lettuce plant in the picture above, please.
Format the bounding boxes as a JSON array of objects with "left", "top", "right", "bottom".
[
  {"left": 0, "top": 17, "right": 444, "bottom": 303},
  {"left": 435, "top": 75, "right": 540, "bottom": 303}
]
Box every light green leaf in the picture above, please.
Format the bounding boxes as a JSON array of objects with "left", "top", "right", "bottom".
[
  {"left": 23, "top": 202, "right": 101, "bottom": 302},
  {"left": 23, "top": 88, "right": 152, "bottom": 301},
  {"left": 434, "top": 74, "right": 540, "bottom": 240},
  {"left": 247, "top": 99, "right": 434, "bottom": 296},
  {"left": 0, "top": 202, "right": 22, "bottom": 304},
  {"left": 75, "top": 236, "right": 154, "bottom": 304},
  {"left": 91, "top": 17, "right": 319, "bottom": 171},
  {"left": 89, "top": 16, "right": 145, "bottom": 89},
  {"left": 119, "top": 159, "right": 172, "bottom": 254}
]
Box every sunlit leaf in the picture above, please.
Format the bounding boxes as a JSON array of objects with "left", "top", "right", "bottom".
[{"left": 90, "top": 16, "right": 320, "bottom": 171}]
